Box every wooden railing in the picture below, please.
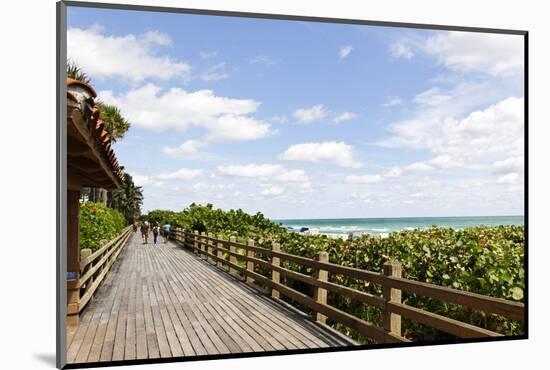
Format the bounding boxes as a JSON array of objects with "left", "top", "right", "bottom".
[
  {"left": 69, "top": 226, "right": 133, "bottom": 316},
  {"left": 170, "top": 228, "right": 524, "bottom": 344}
]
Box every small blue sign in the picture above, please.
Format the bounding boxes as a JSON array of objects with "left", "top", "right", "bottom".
[{"left": 67, "top": 271, "right": 78, "bottom": 281}]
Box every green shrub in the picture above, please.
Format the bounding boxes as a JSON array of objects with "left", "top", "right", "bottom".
[
  {"left": 80, "top": 202, "right": 126, "bottom": 251},
  {"left": 147, "top": 204, "right": 525, "bottom": 341},
  {"left": 274, "top": 226, "right": 524, "bottom": 341},
  {"left": 145, "top": 203, "right": 282, "bottom": 237}
]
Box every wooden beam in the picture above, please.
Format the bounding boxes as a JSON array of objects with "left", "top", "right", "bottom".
[
  {"left": 387, "top": 302, "right": 503, "bottom": 338},
  {"left": 68, "top": 163, "right": 116, "bottom": 189},
  {"left": 67, "top": 139, "right": 92, "bottom": 156},
  {"left": 68, "top": 109, "right": 121, "bottom": 188}
]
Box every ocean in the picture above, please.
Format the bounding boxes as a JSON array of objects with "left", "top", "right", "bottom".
[{"left": 274, "top": 216, "right": 524, "bottom": 237}]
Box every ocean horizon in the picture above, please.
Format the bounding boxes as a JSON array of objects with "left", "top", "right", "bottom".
[{"left": 273, "top": 215, "right": 524, "bottom": 236}]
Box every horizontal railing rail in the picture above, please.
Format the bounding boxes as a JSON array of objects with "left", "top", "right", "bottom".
[
  {"left": 72, "top": 225, "right": 133, "bottom": 314},
  {"left": 170, "top": 228, "right": 524, "bottom": 344}
]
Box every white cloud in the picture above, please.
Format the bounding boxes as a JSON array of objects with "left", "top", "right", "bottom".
[
  {"left": 339, "top": 45, "right": 353, "bottom": 59},
  {"left": 293, "top": 104, "right": 328, "bottom": 124},
  {"left": 402, "top": 155, "right": 462, "bottom": 172},
  {"left": 383, "top": 96, "right": 403, "bottom": 108},
  {"left": 380, "top": 95, "right": 524, "bottom": 169},
  {"left": 99, "top": 84, "right": 275, "bottom": 143},
  {"left": 216, "top": 164, "right": 310, "bottom": 185},
  {"left": 384, "top": 166, "right": 402, "bottom": 178},
  {"left": 345, "top": 174, "right": 382, "bottom": 184},
  {"left": 260, "top": 186, "right": 285, "bottom": 196},
  {"left": 410, "top": 192, "right": 428, "bottom": 199},
  {"left": 217, "top": 164, "right": 282, "bottom": 178},
  {"left": 458, "top": 179, "right": 486, "bottom": 189},
  {"left": 429, "top": 155, "right": 462, "bottom": 169},
  {"left": 493, "top": 156, "right": 524, "bottom": 174},
  {"left": 249, "top": 55, "right": 279, "bottom": 65},
  {"left": 68, "top": 26, "right": 191, "bottom": 82},
  {"left": 497, "top": 172, "right": 520, "bottom": 185},
  {"left": 274, "top": 170, "right": 309, "bottom": 183},
  {"left": 280, "top": 142, "right": 361, "bottom": 168},
  {"left": 192, "top": 182, "right": 234, "bottom": 192},
  {"left": 390, "top": 42, "right": 414, "bottom": 60},
  {"left": 157, "top": 168, "right": 203, "bottom": 181},
  {"left": 299, "top": 182, "right": 313, "bottom": 191},
  {"left": 130, "top": 172, "right": 164, "bottom": 187},
  {"left": 390, "top": 31, "right": 523, "bottom": 77},
  {"left": 162, "top": 140, "right": 205, "bottom": 157},
  {"left": 425, "top": 31, "right": 524, "bottom": 76},
  {"left": 142, "top": 30, "right": 173, "bottom": 46},
  {"left": 333, "top": 111, "right": 357, "bottom": 124},
  {"left": 435, "top": 97, "right": 524, "bottom": 160},
  {"left": 403, "top": 162, "right": 434, "bottom": 172},
  {"left": 203, "top": 114, "right": 275, "bottom": 142},
  {"left": 413, "top": 88, "right": 452, "bottom": 107},
  {"left": 415, "top": 178, "right": 441, "bottom": 188},
  {"left": 200, "top": 62, "right": 229, "bottom": 81}
]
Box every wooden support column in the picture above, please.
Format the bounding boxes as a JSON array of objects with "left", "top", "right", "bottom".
[
  {"left": 229, "top": 236, "right": 237, "bottom": 275},
  {"left": 313, "top": 251, "right": 329, "bottom": 323},
  {"left": 217, "top": 235, "right": 224, "bottom": 269},
  {"left": 271, "top": 242, "right": 281, "bottom": 299},
  {"left": 67, "top": 190, "right": 81, "bottom": 326},
  {"left": 245, "top": 239, "right": 255, "bottom": 284},
  {"left": 383, "top": 260, "right": 403, "bottom": 339}
]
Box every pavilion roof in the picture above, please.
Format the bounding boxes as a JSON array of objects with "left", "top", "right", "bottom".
[{"left": 67, "top": 78, "right": 124, "bottom": 190}]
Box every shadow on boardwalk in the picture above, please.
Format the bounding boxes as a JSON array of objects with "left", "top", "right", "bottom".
[{"left": 66, "top": 233, "right": 354, "bottom": 364}]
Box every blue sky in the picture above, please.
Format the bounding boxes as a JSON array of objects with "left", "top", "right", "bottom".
[{"left": 68, "top": 7, "right": 525, "bottom": 219}]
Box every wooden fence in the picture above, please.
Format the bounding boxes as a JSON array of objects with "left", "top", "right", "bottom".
[
  {"left": 170, "top": 228, "right": 524, "bottom": 344},
  {"left": 68, "top": 225, "right": 133, "bottom": 317}
]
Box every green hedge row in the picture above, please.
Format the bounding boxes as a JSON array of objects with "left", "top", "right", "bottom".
[
  {"left": 147, "top": 204, "right": 525, "bottom": 342},
  {"left": 80, "top": 202, "right": 126, "bottom": 251},
  {"left": 268, "top": 225, "right": 524, "bottom": 342}
]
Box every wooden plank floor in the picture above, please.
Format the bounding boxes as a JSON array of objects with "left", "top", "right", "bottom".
[{"left": 67, "top": 232, "right": 355, "bottom": 364}]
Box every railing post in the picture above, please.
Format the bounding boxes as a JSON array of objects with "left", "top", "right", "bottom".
[
  {"left": 193, "top": 230, "right": 199, "bottom": 256},
  {"left": 383, "top": 260, "right": 402, "bottom": 339},
  {"left": 200, "top": 231, "right": 207, "bottom": 260},
  {"left": 207, "top": 232, "right": 214, "bottom": 264},
  {"left": 80, "top": 248, "right": 93, "bottom": 294},
  {"left": 180, "top": 229, "right": 185, "bottom": 247},
  {"left": 245, "top": 239, "right": 255, "bottom": 284},
  {"left": 229, "top": 236, "right": 237, "bottom": 275},
  {"left": 271, "top": 242, "right": 280, "bottom": 299},
  {"left": 217, "top": 235, "right": 224, "bottom": 269},
  {"left": 313, "top": 250, "right": 329, "bottom": 323}
]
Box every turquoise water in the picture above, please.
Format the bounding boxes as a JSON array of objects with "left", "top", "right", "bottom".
[{"left": 274, "top": 216, "right": 524, "bottom": 236}]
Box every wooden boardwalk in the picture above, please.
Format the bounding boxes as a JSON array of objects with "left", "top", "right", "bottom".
[{"left": 66, "top": 232, "right": 354, "bottom": 364}]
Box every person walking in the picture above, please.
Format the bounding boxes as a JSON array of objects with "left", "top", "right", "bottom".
[
  {"left": 162, "top": 223, "right": 171, "bottom": 243},
  {"left": 140, "top": 221, "right": 150, "bottom": 244},
  {"left": 132, "top": 219, "right": 139, "bottom": 233},
  {"left": 152, "top": 223, "right": 160, "bottom": 245}
]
